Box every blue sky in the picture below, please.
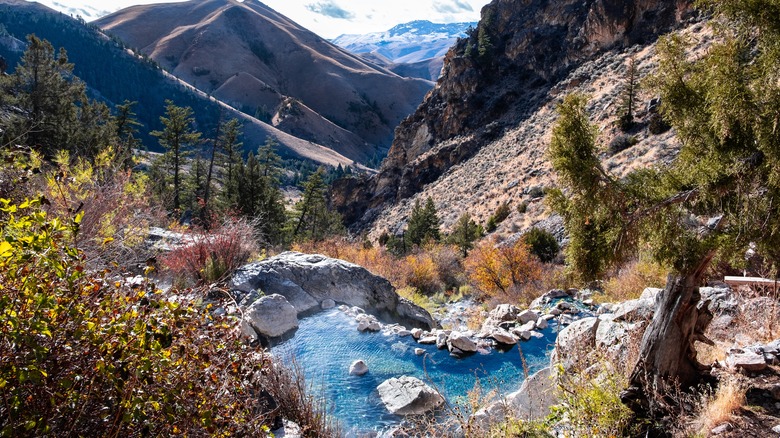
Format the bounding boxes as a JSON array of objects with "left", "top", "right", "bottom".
[{"left": 32, "top": 0, "right": 489, "bottom": 38}]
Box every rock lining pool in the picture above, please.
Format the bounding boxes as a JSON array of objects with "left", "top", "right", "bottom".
[{"left": 271, "top": 307, "right": 558, "bottom": 435}]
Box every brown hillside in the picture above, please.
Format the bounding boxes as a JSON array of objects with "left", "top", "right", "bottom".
[
  {"left": 333, "top": 0, "right": 698, "bottom": 237},
  {"left": 95, "top": 0, "right": 433, "bottom": 164}
]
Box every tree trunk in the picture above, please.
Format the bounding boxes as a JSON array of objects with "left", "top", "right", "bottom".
[{"left": 622, "top": 254, "right": 716, "bottom": 418}]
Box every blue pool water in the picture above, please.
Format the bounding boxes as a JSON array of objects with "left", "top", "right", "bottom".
[{"left": 271, "top": 308, "right": 558, "bottom": 435}]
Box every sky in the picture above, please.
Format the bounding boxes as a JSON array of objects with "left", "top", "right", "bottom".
[{"left": 31, "top": 0, "right": 490, "bottom": 38}]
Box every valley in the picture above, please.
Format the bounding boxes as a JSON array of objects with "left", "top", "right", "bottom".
[{"left": 2, "top": 0, "right": 780, "bottom": 437}]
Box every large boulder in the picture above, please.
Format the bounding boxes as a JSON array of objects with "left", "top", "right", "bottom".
[
  {"left": 471, "top": 367, "right": 556, "bottom": 431},
  {"left": 377, "top": 376, "right": 444, "bottom": 415},
  {"left": 550, "top": 317, "right": 600, "bottom": 368},
  {"left": 447, "top": 331, "right": 477, "bottom": 353},
  {"left": 231, "top": 252, "right": 436, "bottom": 329},
  {"left": 241, "top": 294, "right": 299, "bottom": 340}
]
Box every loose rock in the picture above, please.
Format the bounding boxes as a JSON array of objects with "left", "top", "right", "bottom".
[
  {"left": 377, "top": 376, "right": 444, "bottom": 415},
  {"left": 349, "top": 360, "right": 369, "bottom": 376}
]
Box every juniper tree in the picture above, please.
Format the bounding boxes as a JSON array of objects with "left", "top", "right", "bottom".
[
  {"left": 548, "top": 0, "right": 780, "bottom": 420},
  {"left": 618, "top": 55, "right": 639, "bottom": 131}
]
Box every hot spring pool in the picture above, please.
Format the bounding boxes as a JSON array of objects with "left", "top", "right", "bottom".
[{"left": 271, "top": 307, "right": 559, "bottom": 435}]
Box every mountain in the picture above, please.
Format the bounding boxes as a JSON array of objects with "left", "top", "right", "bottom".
[
  {"left": 333, "top": 0, "right": 697, "bottom": 236},
  {"left": 332, "top": 20, "right": 476, "bottom": 81},
  {"left": 0, "top": 0, "right": 360, "bottom": 168},
  {"left": 94, "top": 0, "right": 434, "bottom": 164}
]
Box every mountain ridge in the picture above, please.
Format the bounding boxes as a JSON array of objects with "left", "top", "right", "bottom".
[
  {"left": 95, "top": 0, "right": 434, "bottom": 164},
  {"left": 0, "top": 0, "right": 361, "bottom": 168},
  {"left": 332, "top": 20, "right": 476, "bottom": 81},
  {"left": 333, "top": 0, "right": 697, "bottom": 235}
]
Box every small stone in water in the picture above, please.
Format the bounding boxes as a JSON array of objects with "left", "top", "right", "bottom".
[
  {"left": 349, "top": 360, "right": 369, "bottom": 376},
  {"left": 414, "top": 348, "right": 425, "bottom": 356}
]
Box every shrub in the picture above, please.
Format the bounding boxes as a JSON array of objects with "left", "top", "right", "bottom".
[
  {"left": 485, "top": 202, "right": 511, "bottom": 233},
  {"left": 517, "top": 201, "right": 528, "bottom": 214},
  {"left": 44, "top": 147, "right": 162, "bottom": 268},
  {"left": 464, "top": 238, "right": 542, "bottom": 301},
  {"left": 600, "top": 257, "right": 669, "bottom": 303},
  {"left": 0, "top": 198, "right": 283, "bottom": 436},
  {"left": 607, "top": 134, "right": 637, "bottom": 155},
  {"left": 161, "top": 218, "right": 258, "bottom": 285},
  {"left": 522, "top": 228, "right": 560, "bottom": 263},
  {"left": 691, "top": 379, "right": 745, "bottom": 435},
  {"left": 551, "top": 364, "right": 634, "bottom": 437},
  {"left": 648, "top": 112, "right": 671, "bottom": 134}
]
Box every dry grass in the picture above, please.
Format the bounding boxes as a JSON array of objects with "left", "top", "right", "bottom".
[
  {"left": 599, "top": 257, "right": 669, "bottom": 304},
  {"left": 690, "top": 379, "right": 746, "bottom": 435}
]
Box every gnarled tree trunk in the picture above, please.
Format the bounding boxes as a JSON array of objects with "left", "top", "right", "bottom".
[{"left": 622, "top": 254, "right": 715, "bottom": 418}]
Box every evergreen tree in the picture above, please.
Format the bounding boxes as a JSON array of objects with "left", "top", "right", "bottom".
[
  {"left": 618, "top": 55, "right": 639, "bottom": 131},
  {"left": 288, "top": 169, "right": 344, "bottom": 243},
  {"left": 406, "top": 196, "right": 441, "bottom": 246},
  {"left": 219, "top": 119, "right": 244, "bottom": 210},
  {"left": 548, "top": 0, "right": 780, "bottom": 417},
  {"left": 114, "top": 100, "right": 142, "bottom": 168},
  {"left": 235, "top": 142, "right": 286, "bottom": 244},
  {"left": 448, "top": 212, "right": 480, "bottom": 257},
  {"left": 1, "top": 35, "right": 115, "bottom": 158},
  {"left": 151, "top": 100, "right": 201, "bottom": 213}
]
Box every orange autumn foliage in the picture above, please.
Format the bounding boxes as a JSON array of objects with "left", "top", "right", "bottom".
[{"left": 464, "top": 238, "right": 543, "bottom": 300}]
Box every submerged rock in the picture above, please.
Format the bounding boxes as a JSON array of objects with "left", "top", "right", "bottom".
[{"left": 377, "top": 376, "right": 444, "bottom": 415}]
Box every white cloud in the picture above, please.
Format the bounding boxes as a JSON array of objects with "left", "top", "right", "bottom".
[{"left": 29, "top": 0, "right": 491, "bottom": 39}]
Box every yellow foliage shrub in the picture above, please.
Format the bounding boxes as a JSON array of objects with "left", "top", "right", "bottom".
[{"left": 464, "top": 238, "right": 543, "bottom": 302}]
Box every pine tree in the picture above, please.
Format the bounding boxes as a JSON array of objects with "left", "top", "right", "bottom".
[
  {"left": 114, "top": 100, "right": 142, "bottom": 168},
  {"left": 219, "top": 119, "right": 244, "bottom": 210},
  {"left": 235, "top": 143, "right": 286, "bottom": 244},
  {"left": 288, "top": 169, "right": 344, "bottom": 243},
  {"left": 407, "top": 196, "right": 441, "bottom": 247},
  {"left": 151, "top": 101, "right": 201, "bottom": 213},
  {"left": 448, "top": 212, "right": 481, "bottom": 257},
  {"left": 1, "top": 35, "right": 115, "bottom": 158}
]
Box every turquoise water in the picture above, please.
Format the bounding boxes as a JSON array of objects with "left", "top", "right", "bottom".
[{"left": 271, "top": 308, "right": 558, "bottom": 435}]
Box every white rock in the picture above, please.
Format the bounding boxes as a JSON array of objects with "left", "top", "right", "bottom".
[
  {"left": 448, "top": 331, "right": 477, "bottom": 352},
  {"left": 397, "top": 329, "right": 412, "bottom": 337},
  {"left": 490, "top": 327, "right": 517, "bottom": 345},
  {"left": 518, "top": 321, "right": 536, "bottom": 332},
  {"left": 349, "top": 359, "right": 369, "bottom": 376},
  {"left": 726, "top": 348, "right": 767, "bottom": 372},
  {"left": 518, "top": 309, "right": 540, "bottom": 324},
  {"left": 377, "top": 376, "right": 444, "bottom": 415},
  {"left": 639, "top": 287, "right": 662, "bottom": 301},
  {"left": 418, "top": 335, "right": 438, "bottom": 344},
  {"left": 242, "top": 294, "right": 299, "bottom": 338},
  {"left": 535, "top": 317, "right": 549, "bottom": 330},
  {"left": 710, "top": 423, "right": 732, "bottom": 435},
  {"left": 414, "top": 348, "right": 426, "bottom": 356},
  {"left": 411, "top": 328, "right": 423, "bottom": 339},
  {"left": 356, "top": 314, "right": 381, "bottom": 332},
  {"left": 772, "top": 424, "right": 780, "bottom": 434},
  {"left": 436, "top": 331, "right": 449, "bottom": 349}
]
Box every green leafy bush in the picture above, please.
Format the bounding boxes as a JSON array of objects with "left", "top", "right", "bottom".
[
  {"left": 0, "top": 197, "right": 333, "bottom": 436},
  {"left": 522, "top": 228, "right": 560, "bottom": 263}
]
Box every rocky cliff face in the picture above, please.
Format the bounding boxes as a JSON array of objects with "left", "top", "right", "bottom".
[{"left": 335, "top": 0, "right": 694, "bottom": 229}]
